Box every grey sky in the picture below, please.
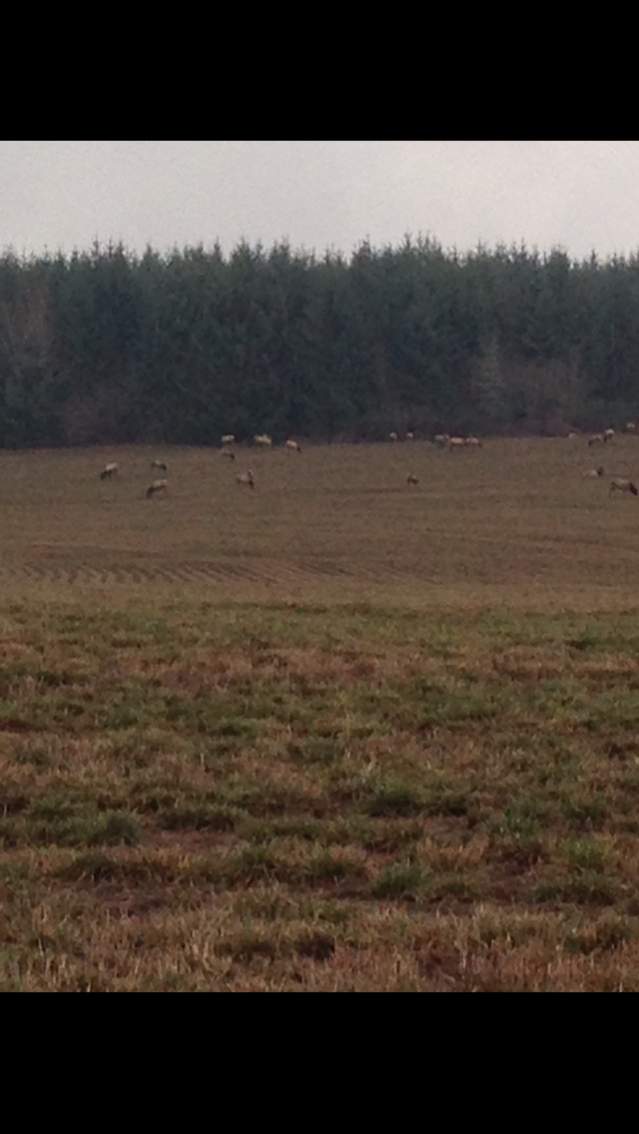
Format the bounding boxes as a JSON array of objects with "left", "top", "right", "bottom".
[{"left": 2, "top": 140, "right": 639, "bottom": 261}]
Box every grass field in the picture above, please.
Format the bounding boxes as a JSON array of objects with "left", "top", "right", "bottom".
[{"left": 3, "top": 436, "right": 639, "bottom": 991}]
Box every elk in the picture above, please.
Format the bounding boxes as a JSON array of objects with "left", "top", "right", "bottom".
[
  {"left": 610, "top": 478, "right": 638, "bottom": 497},
  {"left": 285, "top": 440, "right": 302, "bottom": 453},
  {"left": 604, "top": 428, "right": 615, "bottom": 442},
  {"left": 146, "top": 479, "right": 168, "bottom": 499},
  {"left": 99, "top": 463, "right": 119, "bottom": 480},
  {"left": 254, "top": 434, "right": 272, "bottom": 447},
  {"left": 151, "top": 460, "right": 167, "bottom": 472},
  {"left": 582, "top": 466, "right": 605, "bottom": 478},
  {"left": 626, "top": 422, "right": 637, "bottom": 433},
  {"left": 406, "top": 473, "right": 419, "bottom": 486},
  {"left": 448, "top": 437, "right": 466, "bottom": 450},
  {"left": 221, "top": 434, "right": 235, "bottom": 446},
  {"left": 434, "top": 434, "right": 450, "bottom": 447},
  {"left": 236, "top": 469, "right": 255, "bottom": 489},
  {"left": 465, "top": 436, "right": 482, "bottom": 447},
  {"left": 405, "top": 432, "right": 415, "bottom": 441},
  {"left": 588, "top": 434, "right": 605, "bottom": 447},
  {"left": 389, "top": 432, "right": 399, "bottom": 442},
  {"left": 221, "top": 449, "right": 236, "bottom": 461}
]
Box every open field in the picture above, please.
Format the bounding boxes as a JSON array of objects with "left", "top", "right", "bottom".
[
  {"left": 1, "top": 434, "right": 639, "bottom": 604},
  {"left": 3, "top": 437, "right": 639, "bottom": 990}
]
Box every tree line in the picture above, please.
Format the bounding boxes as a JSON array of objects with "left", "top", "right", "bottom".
[{"left": 1, "top": 235, "right": 638, "bottom": 448}]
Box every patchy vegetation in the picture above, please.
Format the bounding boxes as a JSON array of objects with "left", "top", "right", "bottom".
[
  {"left": 0, "top": 440, "right": 638, "bottom": 989},
  {"left": 2, "top": 596, "right": 639, "bottom": 990}
]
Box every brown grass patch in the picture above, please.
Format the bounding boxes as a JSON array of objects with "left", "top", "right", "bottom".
[{"left": 1, "top": 441, "right": 639, "bottom": 987}]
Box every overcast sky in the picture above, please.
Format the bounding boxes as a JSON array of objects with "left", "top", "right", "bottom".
[{"left": 2, "top": 140, "right": 639, "bottom": 261}]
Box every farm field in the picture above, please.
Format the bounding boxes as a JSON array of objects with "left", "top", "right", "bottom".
[
  {"left": 2, "top": 434, "right": 639, "bottom": 602},
  {"left": 3, "top": 437, "right": 639, "bottom": 990}
]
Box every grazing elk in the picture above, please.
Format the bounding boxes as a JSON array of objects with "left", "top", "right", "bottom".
[
  {"left": 236, "top": 469, "right": 255, "bottom": 489},
  {"left": 146, "top": 479, "right": 168, "bottom": 499},
  {"left": 406, "top": 473, "right": 419, "bottom": 486},
  {"left": 151, "top": 460, "right": 167, "bottom": 472},
  {"left": 285, "top": 440, "right": 302, "bottom": 453},
  {"left": 610, "top": 478, "right": 638, "bottom": 497},
  {"left": 99, "top": 463, "right": 119, "bottom": 480},
  {"left": 582, "top": 466, "right": 605, "bottom": 478}
]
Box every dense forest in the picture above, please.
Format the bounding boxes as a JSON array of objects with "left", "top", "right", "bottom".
[{"left": 1, "top": 235, "right": 639, "bottom": 447}]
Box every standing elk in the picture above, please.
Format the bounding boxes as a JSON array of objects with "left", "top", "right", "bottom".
[
  {"left": 221, "top": 434, "right": 235, "bottom": 446},
  {"left": 237, "top": 469, "right": 255, "bottom": 489},
  {"left": 254, "top": 434, "right": 272, "bottom": 448},
  {"left": 626, "top": 422, "right": 637, "bottom": 433},
  {"left": 447, "top": 437, "right": 466, "bottom": 450},
  {"left": 434, "top": 434, "right": 450, "bottom": 447},
  {"left": 285, "top": 440, "right": 302, "bottom": 453},
  {"left": 604, "top": 429, "right": 615, "bottom": 442},
  {"left": 588, "top": 434, "right": 605, "bottom": 447},
  {"left": 465, "top": 436, "right": 482, "bottom": 447},
  {"left": 405, "top": 432, "right": 415, "bottom": 441},
  {"left": 389, "top": 432, "right": 399, "bottom": 442},
  {"left": 99, "top": 463, "right": 119, "bottom": 480},
  {"left": 406, "top": 473, "right": 419, "bottom": 486},
  {"left": 151, "top": 460, "right": 167, "bottom": 472}
]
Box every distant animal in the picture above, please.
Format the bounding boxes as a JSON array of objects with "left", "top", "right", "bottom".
[
  {"left": 582, "top": 466, "right": 605, "bottom": 478},
  {"left": 146, "top": 479, "right": 168, "bottom": 499},
  {"left": 588, "top": 434, "right": 605, "bottom": 447},
  {"left": 151, "top": 460, "right": 167, "bottom": 472},
  {"left": 221, "top": 434, "right": 235, "bottom": 446},
  {"left": 627, "top": 422, "right": 637, "bottom": 433},
  {"left": 221, "top": 449, "right": 236, "bottom": 461},
  {"left": 465, "top": 436, "right": 482, "bottom": 447},
  {"left": 236, "top": 469, "right": 255, "bottom": 489},
  {"left": 448, "top": 437, "right": 466, "bottom": 450},
  {"left": 604, "top": 429, "right": 615, "bottom": 442},
  {"left": 99, "top": 463, "right": 119, "bottom": 480},
  {"left": 405, "top": 432, "right": 415, "bottom": 441},
  {"left": 285, "top": 440, "right": 302, "bottom": 453},
  {"left": 254, "top": 434, "right": 272, "bottom": 448},
  {"left": 389, "top": 432, "right": 399, "bottom": 442},
  {"left": 434, "top": 434, "right": 450, "bottom": 447},
  {"left": 406, "top": 473, "right": 419, "bottom": 486},
  {"left": 568, "top": 432, "right": 578, "bottom": 439},
  {"left": 610, "top": 477, "right": 638, "bottom": 496}
]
